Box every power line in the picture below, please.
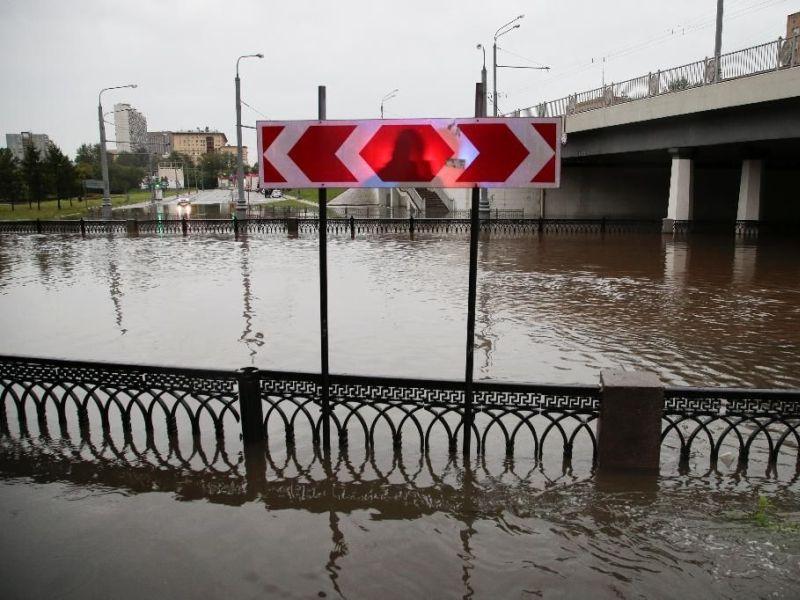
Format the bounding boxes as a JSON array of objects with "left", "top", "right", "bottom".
[
  {"left": 240, "top": 98, "right": 268, "bottom": 119},
  {"left": 506, "top": 0, "right": 792, "bottom": 99}
]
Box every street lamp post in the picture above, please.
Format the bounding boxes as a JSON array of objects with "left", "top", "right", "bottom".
[
  {"left": 490, "top": 19, "right": 550, "bottom": 117},
  {"left": 493, "top": 16, "right": 523, "bottom": 116},
  {"left": 380, "top": 89, "right": 399, "bottom": 118},
  {"left": 235, "top": 53, "right": 263, "bottom": 220},
  {"left": 98, "top": 84, "right": 137, "bottom": 219},
  {"left": 476, "top": 44, "right": 490, "bottom": 219}
]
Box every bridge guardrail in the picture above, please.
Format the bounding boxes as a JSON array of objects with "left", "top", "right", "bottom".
[{"left": 522, "top": 35, "right": 799, "bottom": 119}]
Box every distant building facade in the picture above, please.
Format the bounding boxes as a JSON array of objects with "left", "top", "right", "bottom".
[
  {"left": 147, "top": 131, "right": 172, "bottom": 156},
  {"left": 5, "top": 131, "right": 51, "bottom": 161},
  {"left": 219, "top": 144, "right": 248, "bottom": 166},
  {"left": 114, "top": 103, "right": 148, "bottom": 152},
  {"left": 171, "top": 129, "right": 228, "bottom": 163}
]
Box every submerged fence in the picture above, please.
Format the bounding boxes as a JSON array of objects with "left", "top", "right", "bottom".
[
  {"left": 0, "top": 217, "right": 663, "bottom": 237},
  {"left": 1, "top": 355, "right": 799, "bottom": 484}
]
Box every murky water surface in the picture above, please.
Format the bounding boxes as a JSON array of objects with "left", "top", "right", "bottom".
[{"left": 1, "top": 230, "right": 799, "bottom": 598}]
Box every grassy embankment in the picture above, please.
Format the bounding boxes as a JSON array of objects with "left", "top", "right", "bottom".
[
  {"left": 0, "top": 189, "right": 184, "bottom": 221},
  {"left": 285, "top": 188, "right": 346, "bottom": 203}
]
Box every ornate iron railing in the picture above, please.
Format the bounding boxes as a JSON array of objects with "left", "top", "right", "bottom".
[
  {"left": 0, "top": 356, "right": 598, "bottom": 472},
  {"left": 258, "top": 370, "right": 600, "bottom": 458},
  {"left": 517, "top": 35, "right": 800, "bottom": 118},
  {"left": 0, "top": 217, "right": 663, "bottom": 237},
  {"left": 1, "top": 355, "right": 799, "bottom": 479},
  {"left": 663, "top": 386, "right": 800, "bottom": 475}
]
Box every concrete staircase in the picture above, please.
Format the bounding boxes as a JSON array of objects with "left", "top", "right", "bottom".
[{"left": 415, "top": 188, "right": 450, "bottom": 217}]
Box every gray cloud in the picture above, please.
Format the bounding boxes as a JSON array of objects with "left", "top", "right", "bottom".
[{"left": 1, "top": 0, "right": 795, "bottom": 157}]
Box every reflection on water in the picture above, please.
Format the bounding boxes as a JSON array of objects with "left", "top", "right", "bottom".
[
  {"left": 1, "top": 232, "right": 798, "bottom": 387},
  {"left": 238, "top": 237, "right": 264, "bottom": 363},
  {"left": 1, "top": 231, "right": 800, "bottom": 596},
  {"left": 1, "top": 430, "right": 799, "bottom": 598}
]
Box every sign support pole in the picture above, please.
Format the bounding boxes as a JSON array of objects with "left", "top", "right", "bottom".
[
  {"left": 318, "top": 85, "right": 331, "bottom": 454},
  {"left": 463, "top": 82, "right": 484, "bottom": 458}
]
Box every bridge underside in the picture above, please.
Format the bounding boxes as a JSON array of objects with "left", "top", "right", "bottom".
[{"left": 488, "top": 95, "right": 800, "bottom": 234}]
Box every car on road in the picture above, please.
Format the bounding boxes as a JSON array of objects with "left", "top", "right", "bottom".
[{"left": 270, "top": 189, "right": 283, "bottom": 198}]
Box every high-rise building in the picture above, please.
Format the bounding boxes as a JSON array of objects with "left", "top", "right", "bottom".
[
  {"left": 171, "top": 129, "right": 228, "bottom": 163},
  {"left": 147, "top": 131, "right": 172, "bottom": 157},
  {"left": 5, "top": 132, "right": 51, "bottom": 161},
  {"left": 114, "top": 103, "right": 148, "bottom": 153}
]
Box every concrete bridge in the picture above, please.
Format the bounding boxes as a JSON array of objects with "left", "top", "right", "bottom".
[{"left": 473, "top": 36, "right": 800, "bottom": 234}]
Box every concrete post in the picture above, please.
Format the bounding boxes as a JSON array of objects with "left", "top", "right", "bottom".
[
  {"left": 286, "top": 217, "right": 299, "bottom": 238},
  {"left": 598, "top": 369, "right": 664, "bottom": 473},
  {"left": 735, "top": 159, "right": 763, "bottom": 236},
  {"left": 126, "top": 219, "right": 138, "bottom": 237},
  {"left": 662, "top": 149, "right": 694, "bottom": 233}
]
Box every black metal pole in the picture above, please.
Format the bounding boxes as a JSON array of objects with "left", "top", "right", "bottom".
[
  {"left": 318, "top": 85, "right": 331, "bottom": 453},
  {"left": 463, "top": 82, "right": 483, "bottom": 458}
]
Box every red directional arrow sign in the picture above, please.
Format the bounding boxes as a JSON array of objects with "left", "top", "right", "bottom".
[{"left": 258, "top": 117, "right": 560, "bottom": 188}]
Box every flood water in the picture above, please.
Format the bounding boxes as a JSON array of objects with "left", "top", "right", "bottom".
[
  {"left": 1, "top": 229, "right": 800, "bottom": 598},
  {"left": 0, "top": 230, "right": 798, "bottom": 387}
]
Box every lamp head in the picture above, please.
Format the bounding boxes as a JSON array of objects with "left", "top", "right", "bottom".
[{"left": 256, "top": 53, "right": 264, "bottom": 58}]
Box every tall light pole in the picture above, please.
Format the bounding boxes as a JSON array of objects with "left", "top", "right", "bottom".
[
  {"left": 476, "top": 44, "right": 489, "bottom": 219},
  {"left": 493, "top": 15, "right": 524, "bottom": 116},
  {"left": 380, "top": 89, "right": 399, "bottom": 118},
  {"left": 235, "top": 53, "right": 263, "bottom": 220},
  {"left": 714, "top": 0, "right": 724, "bottom": 82},
  {"left": 98, "top": 84, "right": 137, "bottom": 219},
  {"left": 476, "top": 44, "right": 487, "bottom": 116}
]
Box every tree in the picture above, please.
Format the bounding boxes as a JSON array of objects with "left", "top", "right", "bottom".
[
  {"left": 667, "top": 77, "right": 689, "bottom": 92},
  {"left": 0, "top": 148, "right": 22, "bottom": 210},
  {"left": 116, "top": 151, "right": 149, "bottom": 169},
  {"left": 45, "top": 144, "right": 77, "bottom": 210},
  {"left": 74, "top": 141, "right": 145, "bottom": 194},
  {"left": 75, "top": 143, "right": 100, "bottom": 170},
  {"left": 199, "top": 151, "right": 235, "bottom": 189},
  {"left": 21, "top": 145, "right": 46, "bottom": 209}
]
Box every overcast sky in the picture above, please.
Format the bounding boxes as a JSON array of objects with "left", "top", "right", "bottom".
[{"left": 1, "top": 0, "right": 797, "bottom": 158}]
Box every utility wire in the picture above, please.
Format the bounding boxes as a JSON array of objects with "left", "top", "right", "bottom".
[
  {"left": 506, "top": 0, "right": 791, "bottom": 99},
  {"left": 240, "top": 98, "right": 268, "bottom": 118}
]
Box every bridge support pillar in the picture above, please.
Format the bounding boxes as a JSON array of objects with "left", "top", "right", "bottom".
[
  {"left": 663, "top": 150, "right": 694, "bottom": 233},
  {"left": 735, "top": 159, "right": 763, "bottom": 237}
]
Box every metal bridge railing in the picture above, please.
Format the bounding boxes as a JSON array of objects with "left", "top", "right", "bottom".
[{"left": 521, "top": 35, "right": 800, "bottom": 119}]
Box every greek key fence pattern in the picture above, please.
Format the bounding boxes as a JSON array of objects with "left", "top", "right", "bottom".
[
  {"left": 662, "top": 386, "right": 800, "bottom": 475},
  {"left": 0, "top": 356, "right": 242, "bottom": 474},
  {"left": 0, "top": 217, "right": 662, "bottom": 237},
  {"left": 259, "top": 372, "right": 600, "bottom": 459},
  {"left": 2, "top": 356, "right": 799, "bottom": 480}
]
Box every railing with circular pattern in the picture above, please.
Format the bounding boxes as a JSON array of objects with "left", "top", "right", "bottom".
[{"left": 1, "top": 355, "right": 799, "bottom": 481}]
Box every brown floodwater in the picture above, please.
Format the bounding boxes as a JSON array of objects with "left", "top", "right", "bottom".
[{"left": 1, "top": 230, "right": 799, "bottom": 598}]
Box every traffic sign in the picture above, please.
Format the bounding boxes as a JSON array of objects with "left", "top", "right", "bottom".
[
  {"left": 83, "top": 179, "right": 104, "bottom": 190},
  {"left": 257, "top": 118, "right": 560, "bottom": 188}
]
